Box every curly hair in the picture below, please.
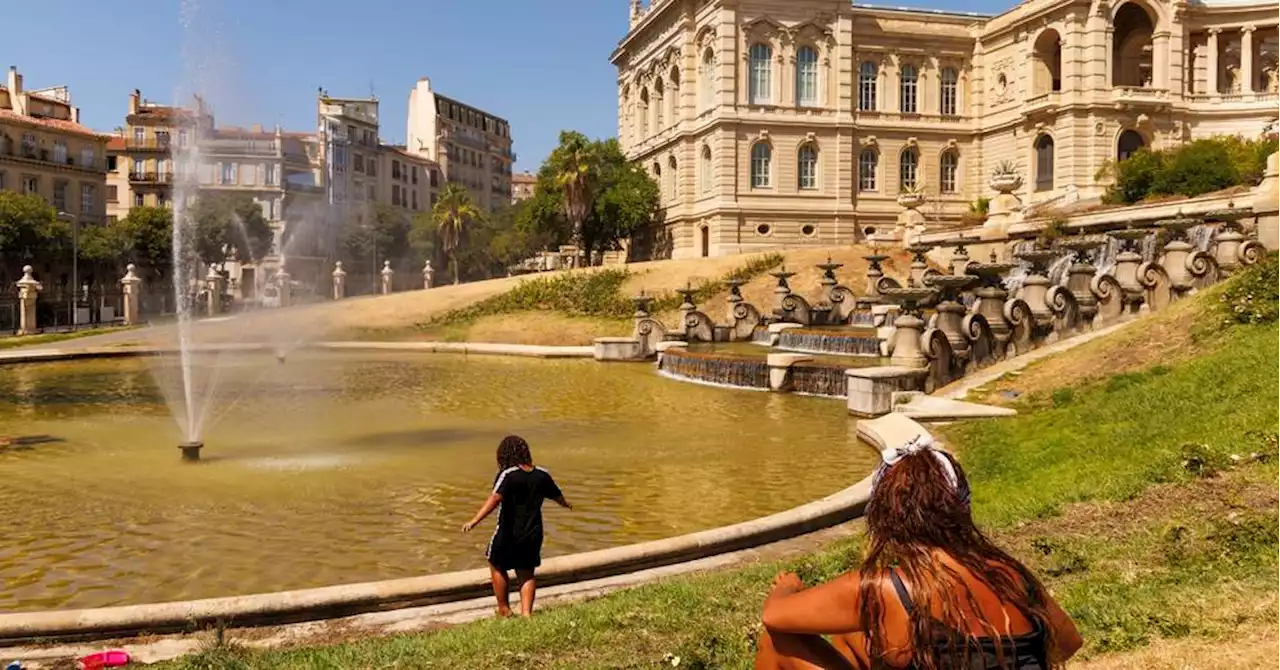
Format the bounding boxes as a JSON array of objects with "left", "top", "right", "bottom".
[{"left": 497, "top": 435, "right": 533, "bottom": 470}]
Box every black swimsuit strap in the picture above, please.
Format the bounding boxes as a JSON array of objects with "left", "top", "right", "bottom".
[{"left": 889, "top": 568, "right": 915, "bottom": 614}]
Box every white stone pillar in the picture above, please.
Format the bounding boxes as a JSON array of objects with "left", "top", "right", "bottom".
[
  {"left": 15, "top": 265, "right": 42, "bottom": 335},
  {"left": 379, "top": 260, "right": 394, "bottom": 295},
  {"left": 120, "top": 264, "right": 142, "bottom": 326},
  {"left": 1241, "top": 25, "right": 1255, "bottom": 93},
  {"left": 276, "top": 270, "right": 292, "bottom": 307},
  {"left": 205, "top": 266, "right": 223, "bottom": 317},
  {"left": 1208, "top": 28, "right": 1220, "bottom": 93},
  {"left": 332, "top": 261, "right": 347, "bottom": 300},
  {"left": 422, "top": 260, "right": 435, "bottom": 290},
  {"left": 1152, "top": 31, "right": 1170, "bottom": 89}
]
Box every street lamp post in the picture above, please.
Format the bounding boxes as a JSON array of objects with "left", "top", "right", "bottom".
[{"left": 56, "top": 211, "right": 79, "bottom": 328}]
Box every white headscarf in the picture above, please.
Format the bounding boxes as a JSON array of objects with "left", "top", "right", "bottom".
[{"left": 873, "top": 434, "right": 971, "bottom": 506}]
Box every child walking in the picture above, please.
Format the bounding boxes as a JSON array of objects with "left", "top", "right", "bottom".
[{"left": 462, "top": 435, "right": 571, "bottom": 617}]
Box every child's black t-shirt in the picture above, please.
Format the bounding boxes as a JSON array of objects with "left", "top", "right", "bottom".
[{"left": 492, "top": 465, "right": 562, "bottom": 544}]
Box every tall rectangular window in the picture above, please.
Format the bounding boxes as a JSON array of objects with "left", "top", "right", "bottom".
[
  {"left": 796, "top": 46, "right": 819, "bottom": 107},
  {"left": 52, "top": 140, "right": 68, "bottom": 164},
  {"left": 899, "top": 64, "right": 919, "bottom": 114},
  {"left": 940, "top": 67, "right": 959, "bottom": 116},
  {"left": 749, "top": 43, "right": 773, "bottom": 104},
  {"left": 858, "top": 62, "right": 878, "bottom": 111},
  {"left": 80, "top": 183, "right": 95, "bottom": 215}
]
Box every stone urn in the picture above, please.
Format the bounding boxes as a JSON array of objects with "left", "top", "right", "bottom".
[
  {"left": 896, "top": 191, "right": 927, "bottom": 210},
  {"left": 988, "top": 172, "right": 1023, "bottom": 195}
]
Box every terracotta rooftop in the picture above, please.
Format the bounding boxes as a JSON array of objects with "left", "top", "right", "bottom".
[
  {"left": 0, "top": 108, "right": 108, "bottom": 139},
  {"left": 106, "top": 136, "right": 125, "bottom": 151}
]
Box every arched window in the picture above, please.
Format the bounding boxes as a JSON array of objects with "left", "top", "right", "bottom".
[
  {"left": 669, "top": 66, "right": 681, "bottom": 123},
  {"left": 858, "top": 149, "right": 878, "bottom": 192},
  {"left": 700, "top": 48, "right": 716, "bottom": 109},
  {"left": 796, "top": 46, "right": 819, "bottom": 107},
  {"left": 654, "top": 77, "right": 666, "bottom": 129},
  {"left": 1034, "top": 135, "right": 1055, "bottom": 192},
  {"left": 667, "top": 156, "right": 678, "bottom": 200},
  {"left": 798, "top": 143, "right": 818, "bottom": 190},
  {"left": 858, "top": 61, "right": 878, "bottom": 111},
  {"left": 751, "top": 142, "right": 772, "bottom": 188},
  {"left": 899, "top": 64, "right": 919, "bottom": 114},
  {"left": 940, "top": 67, "right": 959, "bottom": 116},
  {"left": 899, "top": 147, "right": 919, "bottom": 191},
  {"left": 700, "top": 145, "right": 713, "bottom": 193},
  {"left": 1112, "top": 3, "right": 1155, "bottom": 87},
  {"left": 940, "top": 150, "right": 958, "bottom": 193},
  {"left": 1117, "top": 129, "right": 1145, "bottom": 161},
  {"left": 639, "top": 88, "right": 650, "bottom": 137},
  {"left": 749, "top": 43, "right": 773, "bottom": 104},
  {"left": 1034, "top": 30, "right": 1063, "bottom": 94}
]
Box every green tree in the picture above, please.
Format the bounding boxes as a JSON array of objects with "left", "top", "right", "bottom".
[
  {"left": 525, "top": 133, "right": 661, "bottom": 265},
  {"left": 546, "top": 131, "right": 597, "bottom": 266},
  {"left": 0, "top": 190, "right": 67, "bottom": 270},
  {"left": 432, "top": 183, "right": 483, "bottom": 284},
  {"left": 339, "top": 202, "right": 413, "bottom": 274},
  {"left": 117, "top": 206, "right": 174, "bottom": 279},
  {"left": 185, "top": 192, "right": 274, "bottom": 266}
]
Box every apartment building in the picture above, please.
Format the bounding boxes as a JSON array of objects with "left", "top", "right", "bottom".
[
  {"left": 511, "top": 170, "right": 537, "bottom": 203},
  {"left": 406, "top": 77, "right": 515, "bottom": 211},
  {"left": 105, "top": 89, "right": 212, "bottom": 222},
  {"left": 379, "top": 145, "right": 442, "bottom": 215},
  {"left": 0, "top": 66, "right": 109, "bottom": 227},
  {"left": 614, "top": 0, "right": 1280, "bottom": 258}
]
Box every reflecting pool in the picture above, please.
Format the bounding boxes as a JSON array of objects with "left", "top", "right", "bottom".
[{"left": 0, "top": 352, "right": 874, "bottom": 611}]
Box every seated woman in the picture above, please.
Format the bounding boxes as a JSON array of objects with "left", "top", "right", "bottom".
[{"left": 757, "top": 435, "right": 1082, "bottom": 669}]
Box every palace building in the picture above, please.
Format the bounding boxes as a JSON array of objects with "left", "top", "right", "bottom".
[{"left": 612, "top": 0, "right": 1279, "bottom": 258}]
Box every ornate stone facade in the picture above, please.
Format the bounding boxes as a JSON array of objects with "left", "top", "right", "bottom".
[{"left": 613, "top": 0, "right": 1280, "bottom": 259}]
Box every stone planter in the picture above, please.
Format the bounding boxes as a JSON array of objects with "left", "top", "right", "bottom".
[
  {"left": 896, "top": 192, "right": 927, "bottom": 209},
  {"left": 988, "top": 173, "right": 1022, "bottom": 194}
]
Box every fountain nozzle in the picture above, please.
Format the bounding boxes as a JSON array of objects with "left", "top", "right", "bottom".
[{"left": 179, "top": 441, "right": 204, "bottom": 462}]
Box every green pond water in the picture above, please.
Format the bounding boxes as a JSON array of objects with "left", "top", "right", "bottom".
[{"left": 0, "top": 352, "right": 874, "bottom": 611}]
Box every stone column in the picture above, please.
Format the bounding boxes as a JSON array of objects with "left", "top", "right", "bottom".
[
  {"left": 332, "top": 261, "right": 347, "bottom": 300},
  {"left": 120, "top": 263, "right": 142, "bottom": 326},
  {"left": 205, "top": 266, "right": 223, "bottom": 317},
  {"left": 1208, "top": 29, "right": 1220, "bottom": 93},
  {"left": 1152, "top": 31, "right": 1170, "bottom": 89},
  {"left": 422, "top": 260, "right": 435, "bottom": 290},
  {"left": 1241, "top": 25, "right": 1255, "bottom": 93},
  {"left": 888, "top": 310, "right": 927, "bottom": 368},
  {"left": 15, "top": 265, "right": 42, "bottom": 335},
  {"left": 277, "top": 270, "right": 292, "bottom": 308},
  {"left": 379, "top": 260, "right": 394, "bottom": 295}
]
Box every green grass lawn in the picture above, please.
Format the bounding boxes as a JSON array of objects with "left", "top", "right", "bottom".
[
  {"left": 165, "top": 261, "right": 1279, "bottom": 670},
  {"left": 0, "top": 325, "right": 139, "bottom": 350}
]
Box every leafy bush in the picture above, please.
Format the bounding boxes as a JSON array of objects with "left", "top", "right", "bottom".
[
  {"left": 1218, "top": 252, "right": 1278, "bottom": 326},
  {"left": 1102, "top": 135, "right": 1277, "bottom": 204}
]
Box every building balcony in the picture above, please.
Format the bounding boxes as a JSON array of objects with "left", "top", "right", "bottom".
[
  {"left": 1021, "top": 92, "right": 1062, "bottom": 120},
  {"left": 1186, "top": 90, "right": 1279, "bottom": 105},
  {"left": 1, "top": 145, "right": 102, "bottom": 172},
  {"left": 129, "top": 171, "right": 174, "bottom": 184},
  {"left": 200, "top": 139, "right": 280, "bottom": 156},
  {"left": 125, "top": 138, "right": 171, "bottom": 152},
  {"left": 1111, "top": 86, "right": 1171, "bottom": 112}
]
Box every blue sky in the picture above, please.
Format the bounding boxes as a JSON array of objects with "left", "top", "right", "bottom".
[
  {"left": 4, "top": 0, "right": 989, "bottom": 172},
  {"left": 5, "top": 0, "right": 625, "bottom": 171}
]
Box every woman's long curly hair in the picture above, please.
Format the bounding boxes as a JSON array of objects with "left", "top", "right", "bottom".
[
  {"left": 857, "top": 448, "right": 1058, "bottom": 670},
  {"left": 497, "top": 435, "right": 533, "bottom": 470}
]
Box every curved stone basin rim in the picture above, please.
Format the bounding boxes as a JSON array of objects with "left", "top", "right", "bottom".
[{"left": 0, "top": 345, "right": 926, "bottom": 646}]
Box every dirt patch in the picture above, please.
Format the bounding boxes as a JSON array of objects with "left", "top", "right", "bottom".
[
  {"left": 996, "top": 468, "right": 1278, "bottom": 550},
  {"left": 966, "top": 293, "right": 1218, "bottom": 406},
  {"left": 1076, "top": 625, "right": 1278, "bottom": 670},
  {"left": 411, "top": 312, "right": 633, "bottom": 346}
]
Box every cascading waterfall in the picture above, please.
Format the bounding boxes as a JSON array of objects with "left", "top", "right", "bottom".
[
  {"left": 658, "top": 350, "right": 770, "bottom": 389},
  {"left": 776, "top": 328, "right": 882, "bottom": 357},
  {"left": 790, "top": 364, "right": 849, "bottom": 397},
  {"left": 1094, "top": 233, "right": 1159, "bottom": 276}
]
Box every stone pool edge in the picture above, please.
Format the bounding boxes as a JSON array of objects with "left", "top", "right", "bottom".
[
  {"left": 0, "top": 341, "right": 596, "bottom": 365},
  {"left": 0, "top": 414, "right": 926, "bottom": 646}
]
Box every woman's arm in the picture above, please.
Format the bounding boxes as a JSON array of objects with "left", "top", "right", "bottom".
[
  {"left": 461, "top": 493, "right": 502, "bottom": 532},
  {"left": 761, "top": 571, "right": 867, "bottom": 636},
  {"left": 1042, "top": 591, "right": 1083, "bottom": 662}
]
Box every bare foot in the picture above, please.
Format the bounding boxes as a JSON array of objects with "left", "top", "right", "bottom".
[{"left": 496, "top": 607, "right": 514, "bottom": 618}]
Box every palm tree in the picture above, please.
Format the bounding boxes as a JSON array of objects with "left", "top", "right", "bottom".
[
  {"left": 550, "top": 132, "right": 597, "bottom": 267},
  {"left": 432, "top": 183, "right": 482, "bottom": 284}
]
